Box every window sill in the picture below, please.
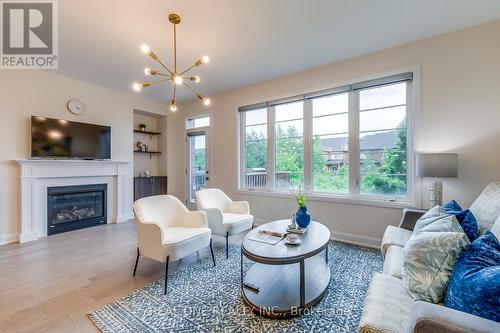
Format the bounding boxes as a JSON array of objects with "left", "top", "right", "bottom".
[{"left": 236, "top": 189, "right": 418, "bottom": 209}]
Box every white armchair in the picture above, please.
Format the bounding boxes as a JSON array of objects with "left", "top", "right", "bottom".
[
  {"left": 195, "top": 188, "right": 254, "bottom": 258},
  {"left": 133, "top": 195, "right": 215, "bottom": 294}
]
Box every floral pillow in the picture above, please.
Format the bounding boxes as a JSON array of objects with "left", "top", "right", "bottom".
[{"left": 402, "top": 214, "right": 470, "bottom": 303}]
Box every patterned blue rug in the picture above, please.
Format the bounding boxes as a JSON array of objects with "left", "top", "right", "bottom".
[{"left": 89, "top": 241, "right": 382, "bottom": 332}]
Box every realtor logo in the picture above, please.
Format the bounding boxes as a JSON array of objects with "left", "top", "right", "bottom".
[{"left": 1, "top": 0, "right": 58, "bottom": 69}]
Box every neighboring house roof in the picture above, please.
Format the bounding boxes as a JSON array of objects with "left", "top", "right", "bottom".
[{"left": 320, "top": 130, "right": 397, "bottom": 152}]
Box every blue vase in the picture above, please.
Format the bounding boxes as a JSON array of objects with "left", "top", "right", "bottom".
[{"left": 295, "top": 206, "right": 311, "bottom": 228}]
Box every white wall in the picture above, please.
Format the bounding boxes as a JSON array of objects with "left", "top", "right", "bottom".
[
  {"left": 0, "top": 70, "right": 169, "bottom": 244},
  {"left": 173, "top": 20, "right": 500, "bottom": 247}
]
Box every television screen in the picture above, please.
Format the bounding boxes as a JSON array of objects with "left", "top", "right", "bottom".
[{"left": 31, "top": 116, "right": 111, "bottom": 159}]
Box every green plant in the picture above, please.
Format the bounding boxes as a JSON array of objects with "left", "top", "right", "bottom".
[{"left": 291, "top": 184, "right": 308, "bottom": 208}]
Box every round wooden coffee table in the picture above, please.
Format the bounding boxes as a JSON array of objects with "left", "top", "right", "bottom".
[{"left": 240, "top": 220, "right": 330, "bottom": 317}]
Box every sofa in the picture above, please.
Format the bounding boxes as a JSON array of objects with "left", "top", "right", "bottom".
[{"left": 359, "top": 182, "right": 500, "bottom": 333}]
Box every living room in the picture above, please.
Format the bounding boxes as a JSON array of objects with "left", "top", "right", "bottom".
[{"left": 1, "top": 1, "right": 499, "bottom": 332}]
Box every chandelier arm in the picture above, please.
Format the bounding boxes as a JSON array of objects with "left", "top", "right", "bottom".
[
  {"left": 148, "top": 78, "right": 172, "bottom": 86},
  {"left": 154, "top": 58, "right": 174, "bottom": 75},
  {"left": 183, "top": 82, "right": 203, "bottom": 99},
  {"left": 179, "top": 64, "right": 196, "bottom": 76},
  {"left": 154, "top": 72, "right": 171, "bottom": 77}
]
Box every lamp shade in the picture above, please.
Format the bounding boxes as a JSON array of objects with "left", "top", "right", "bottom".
[{"left": 416, "top": 153, "right": 458, "bottom": 178}]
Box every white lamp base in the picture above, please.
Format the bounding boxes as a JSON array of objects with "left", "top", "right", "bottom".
[{"left": 429, "top": 178, "right": 443, "bottom": 207}]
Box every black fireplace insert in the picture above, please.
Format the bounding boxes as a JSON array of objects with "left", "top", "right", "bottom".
[{"left": 47, "top": 184, "right": 107, "bottom": 235}]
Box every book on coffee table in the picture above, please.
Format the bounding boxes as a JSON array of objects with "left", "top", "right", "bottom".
[
  {"left": 248, "top": 230, "right": 285, "bottom": 245},
  {"left": 286, "top": 224, "right": 310, "bottom": 234}
]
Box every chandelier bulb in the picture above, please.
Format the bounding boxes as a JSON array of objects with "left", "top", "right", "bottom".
[
  {"left": 170, "top": 99, "right": 177, "bottom": 112},
  {"left": 193, "top": 76, "right": 201, "bottom": 83},
  {"left": 203, "top": 98, "right": 211, "bottom": 106},
  {"left": 132, "top": 83, "right": 141, "bottom": 91},
  {"left": 140, "top": 44, "right": 150, "bottom": 54},
  {"left": 174, "top": 75, "right": 183, "bottom": 85},
  {"left": 144, "top": 68, "right": 152, "bottom": 75},
  {"left": 201, "top": 55, "right": 210, "bottom": 64}
]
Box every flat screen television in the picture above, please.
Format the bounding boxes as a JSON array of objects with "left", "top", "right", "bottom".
[{"left": 31, "top": 116, "right": 111, "bottom": 159}]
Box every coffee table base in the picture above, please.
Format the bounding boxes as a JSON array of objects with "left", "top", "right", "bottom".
[{"left": 241, "top": 254, "right": 330, "bottom": 318}]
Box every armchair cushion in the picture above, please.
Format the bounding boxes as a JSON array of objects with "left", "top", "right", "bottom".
[
  {"left": 381, "top": 225, "right": 413, "bottom": 256},
  {"left": 162, "top": 226, "right": 211, "bottom": 245},
  {"left": 223, "top": 213, "right": 254, "bottom": 235}
]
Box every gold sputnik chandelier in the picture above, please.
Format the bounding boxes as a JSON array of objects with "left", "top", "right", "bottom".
[{"left": 132, "top": 13, "right": 210, "bottom": 112}]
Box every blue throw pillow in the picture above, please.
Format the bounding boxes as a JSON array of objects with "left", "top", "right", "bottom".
[
  {"left": 442, "top": 200, "right": 479, "bottom": 242},
  {"left": 444, "top": 231, "right": 500, "bottom": 322},
  {"left": 442, "top": 199, "right": 462, "bottom": 212}
]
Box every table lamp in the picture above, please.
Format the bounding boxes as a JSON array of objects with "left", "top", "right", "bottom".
[{"left": 416, "top": 153, "right": 458, "bottom": 207}]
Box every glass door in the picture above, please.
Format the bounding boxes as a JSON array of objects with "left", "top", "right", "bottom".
[{"left": 186, "top": 130, "right": 209, "bottom": 207}]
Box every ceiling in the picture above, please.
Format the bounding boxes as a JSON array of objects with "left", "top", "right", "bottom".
[{"left": 57, "top": 0, "right": 500, "bottom": 102}]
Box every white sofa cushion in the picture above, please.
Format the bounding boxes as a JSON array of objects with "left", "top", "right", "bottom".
[
  {"left": 223, "top": 213, "right": 254, "bottom": 235},
  {"left": 469, "top": 182, "right": 500, "bottom": 234},
  {"left": 359, "top": 273, "right": 413, "bottom": 333},
  {"left": 383, "top": 245, "right": 403, "bottom": 279},
  {"left": 490, "top": 215, "right": 500, "bottom": 240},
  {"left": 381, "top": 225, "right": 413, "bottom": 256},
  {"left": 162, "top": 227, "right": 211, "bottom": 261}
]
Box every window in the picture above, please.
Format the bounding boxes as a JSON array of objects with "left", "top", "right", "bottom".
[
  {"left": 186, "top": 115, "right": 210, "bottom": 129},
  {"left": 275, "top": 101, "right": 303, "bottom": 189},
  {"left": 312, "top": 93, "right": 349, "bottom": 193},
  {"left": 238, "top": 71, "right": 415, "bottom": 204},
  {"left": 359, "top": 83, "right": 407, "bottom": 196},
  {"left": 242, "top": 108, "right": 268, "bottom": 188}
]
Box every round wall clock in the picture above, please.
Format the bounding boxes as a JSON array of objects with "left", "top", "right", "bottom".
[{"left": 67, "top": 99, "right": 85, "bottom": 115}]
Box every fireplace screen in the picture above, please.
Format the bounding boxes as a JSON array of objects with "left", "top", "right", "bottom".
[{"left": 47, "top": 184, "right": 107, "bottom": 235}]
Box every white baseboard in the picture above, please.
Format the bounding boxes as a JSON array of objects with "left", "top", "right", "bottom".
[
  {"left": 253, "top": 218, "right": 381, "bottom": 249},
  {"left": 0, "top": 233, "right": 19, "bottom": 245},
  {"left": 330, "top": 231, "right": 380, "bottom": 249},
  {"left": 116, "top": 212, "right": 134, "bottom": 223}
]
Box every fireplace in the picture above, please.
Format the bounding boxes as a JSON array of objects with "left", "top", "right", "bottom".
[{"left": 47, "top": 184, "right": 107, "bottom": 235}]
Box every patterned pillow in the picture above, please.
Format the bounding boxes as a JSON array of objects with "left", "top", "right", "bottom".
[
  {"left": 442, "top": 200, "right": 479, "bottom": 242},
  {"left": 402, "top": 215, "right": 470, "bottom": 303},
  {"left": 444, "top": 231, "right": 500, "bottom": 322},
  {"left": 413, "top": 205, "right": 448, "bottom": 233}
]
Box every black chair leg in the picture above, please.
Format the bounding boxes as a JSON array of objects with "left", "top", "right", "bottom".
[
  {"left": 251, "top": 221, "right": 255, "bottom": 229},
  {"left": 226, "top": 232, "right": 229, "bottom": 259},
  {"left": 133, "top": 247, "right": 140, "bottom": 276},
  {"left": 164, "top": 256, "right": 170, "bottom": 295},
  {"left": 209, "top": 239, "right": 216, "bottom": 267}
]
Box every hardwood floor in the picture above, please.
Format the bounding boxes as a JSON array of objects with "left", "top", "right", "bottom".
[{"left": 0, "top": 221, "right": 227, "bottom": 332}]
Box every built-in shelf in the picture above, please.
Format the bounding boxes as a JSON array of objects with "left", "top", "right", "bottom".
[
  {"left": 134, "top": 129, "right": 161, "bottom": 135},
  {"left": 134, "top": 150, "right": 161, "bottom": 159}
]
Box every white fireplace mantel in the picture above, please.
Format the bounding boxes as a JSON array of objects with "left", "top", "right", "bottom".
[{"left": 16, "top": 159, "right": 133, "bottom": 243}]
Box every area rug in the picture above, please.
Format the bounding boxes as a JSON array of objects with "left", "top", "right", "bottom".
[{"left": 89, "top": 241, "right": 382, "bottom": 332}]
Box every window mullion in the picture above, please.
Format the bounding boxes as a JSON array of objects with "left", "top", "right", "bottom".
[
  {"left": 348, "top": 91, "right": 360, "bottom": 195},
  {"left": 303, "top": 99, "right": 312, "bottom": 192},
  {"left": 239, "top": 112, "right": 246, "bottom": 189},
  {"left": 267, "top": 105, "right": 275, "bottom": 190}
]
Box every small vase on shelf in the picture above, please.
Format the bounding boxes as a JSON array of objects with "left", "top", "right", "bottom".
[{"left": 295, "top": 206, "right": 311, "bottom": 228}]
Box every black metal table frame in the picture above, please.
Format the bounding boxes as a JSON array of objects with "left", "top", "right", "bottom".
[{"left": 240, "top": 239, "right": 329, "bottom": 314}]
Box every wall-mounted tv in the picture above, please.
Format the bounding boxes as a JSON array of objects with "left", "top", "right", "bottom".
[{"left": 31, "top": 116, "right": 111, "bottom": 159}]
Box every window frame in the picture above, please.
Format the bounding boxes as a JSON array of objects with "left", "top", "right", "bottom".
[{"left": 237, "top": 68, "right": 421, "bottom": 209}]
